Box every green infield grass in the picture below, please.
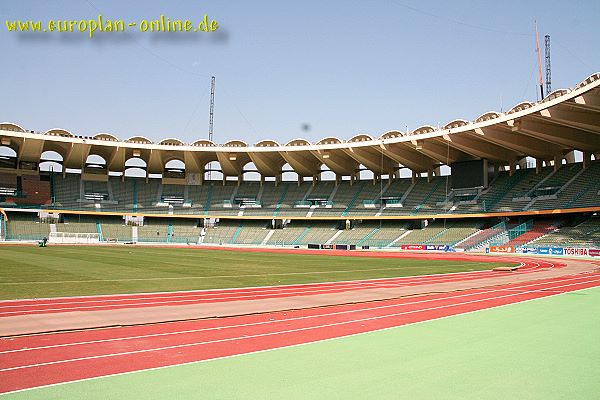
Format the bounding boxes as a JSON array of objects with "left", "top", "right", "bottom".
[{"left": 0, "top": 245, "right": 513, "bottom": 299}]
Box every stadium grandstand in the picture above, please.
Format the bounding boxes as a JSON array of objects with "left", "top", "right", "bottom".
[{"left": 0, "top": 72, "right": 599, "bottom": 250}]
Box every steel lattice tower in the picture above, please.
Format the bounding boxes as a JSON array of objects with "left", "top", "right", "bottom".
[
  {"left": 207, "top": 76, "right": 215, "bottom": 180},
  {"left": 545, "top": 35, "right": 552, "bottom": 95}
]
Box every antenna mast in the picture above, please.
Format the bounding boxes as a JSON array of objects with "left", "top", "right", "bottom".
[
  {"left": 535, "top": 22, "right": 544, "bottom": 99},
  {"left": 209, "top": 76, "right": 215, "bottom": 142},
  {"left": 544, "top": 35, "right": 552, "bottom": 95},
  {"left": 208, "top": 76, "right": 215, "bottom": 180}
]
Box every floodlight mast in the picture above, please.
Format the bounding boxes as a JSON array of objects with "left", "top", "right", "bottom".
[
  {"left": 208, "top": 76, "right": 215, "bottom": 180},
  {"left": 545, "top": 35, "right": 552, "bottom": 95},
  {"left": 535, "top": 22, "right": 544, "bottom": 99},
  {"left": 209, "top": 76, "right": 215, "bottom": 143}
]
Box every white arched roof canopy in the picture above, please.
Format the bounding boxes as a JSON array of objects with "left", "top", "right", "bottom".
[
  {"left": 255, "top": 139, "right": 280, "bottom": 147},
  {"left": 0, "top": 122, "right": 25, "bottom": 132},
  {"left": 542, "top": 89, "right": 570, "bottom": 103},
  {"left": 191, "top": 139, "right": 215, "bottom": 147},
  {"left": 316, "top": 137, "right": 343, "bottom": 145},
  {"left": 285, "top": 138, "right": 311, "bottom": 146},
  {"left": 576, "top": 72, "right": 600, "bottom": 88},
  {"left": 475, "top": 112, "right": 501, "bottom": 123},
  {"left": 507, "top": 102, "right": 534, "bottom": 115},
  {"left": 348, "top": 134, "right": 374, "bottom": 143},
  {"left": 159, "top": 138, "right": 185, "bottom": 146},
  {"left": 45, "top": 128, "right": 73, "bottom": 137},
  {"left": 94, "top": 133, "right": 119, "bottom": 141},
  {"left": 379, "top": 130, "right": 406, "bottom": 139},
  {"left": 224, "top": 140, "right": 248, "bottom": 147},
  {"left": 411, "top": 125, "right": 436, "bottom": 135},
  {"left": 126, "top": 136, "right": 153, "bottom": 144},
  {"left": 443, "top": 119, "right": 469, "bottom": 130}
]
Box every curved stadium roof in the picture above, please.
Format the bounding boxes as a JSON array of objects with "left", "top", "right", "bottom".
[{"left": 1, "top": 73, "right": 599, "bottom": 177}]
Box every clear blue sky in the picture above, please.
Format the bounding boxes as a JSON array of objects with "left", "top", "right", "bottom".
[{"left": 1, "top": 0, "right": 598, "bottom": 145}]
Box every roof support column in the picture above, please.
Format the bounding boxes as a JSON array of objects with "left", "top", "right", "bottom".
[
  {"left": 412, "top": 171, "right": 418, "bottom": 184},
  {"left": 582, "top": 152, "right": 591, "bottom": 169},
  {"left": 535, "top": 159, "right": 542, "bottom": 175},
  {"left": 553, "top": 155, "right": 561, "bottom": 172},
  {"left": 509, "top": 161, "right": 516, "bottom": 176},
  {"left": 427, "top": 168, "right": 436, "bottom": 183}
]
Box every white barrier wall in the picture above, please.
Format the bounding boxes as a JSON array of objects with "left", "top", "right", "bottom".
[{"left": 49, "top": 232, "right": 100, "bottom": 244}]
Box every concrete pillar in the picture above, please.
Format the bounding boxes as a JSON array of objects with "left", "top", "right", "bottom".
[
  {"left": 583, "top": 152, "right": 591, "bottom": 169},
  {"left": 535, "top": 159, "right": 542, "bottom": 175},
  {"left": 553, "top": 155, "right": 561, "bottom": 172},
  {"left": 507, "top": 161, "right": 515, "bottom": 177}
]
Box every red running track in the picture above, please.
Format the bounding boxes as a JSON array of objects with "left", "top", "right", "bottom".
[
  {"left": 0, "top": 271, "right": 596, "bottom": 394},
  {"left": 0, "top": 257, "right": 559, "bottom": 317}
]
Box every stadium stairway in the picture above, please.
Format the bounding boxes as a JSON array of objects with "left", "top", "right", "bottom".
[
  {"left": 504, "top": 220, "right": 561, "bottom": 247},
  {"left": 454, "top": 221, "right": 507, "bottom": 251}
]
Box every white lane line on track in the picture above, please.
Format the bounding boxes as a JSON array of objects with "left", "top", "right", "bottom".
[
  {"left": 0, "top": 271, "right": 510, "bottom": 315},
  {"left": 1, "top": 273, "right": 593, "bottom": 356},
  {"left": 0, "top": 260, "right": 533, "bottom": 304},
  {"left": 1, "top": 276, "right": 598, "bottom": 373},
  {"left": 1, "top": 262, "right": 554, "bottom": 316},
  {"left": 0, "top": 263, "right": 497, "bottom": 285},
  {"left": 0, "top": 274, "right": 589, "bottom": 398},
  {"left": 0, "top": 270, "right": 497, "bottom": 310},
  {"left": 0, "top": 279, "right": 576, "bottom": 397},
  {"left": 0, "top": 260, "right": 545, "bottom": 311}
]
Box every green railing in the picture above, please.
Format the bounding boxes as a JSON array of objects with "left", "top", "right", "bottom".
[
  {"left": 203, "top": 185, "right": 213, "bottom": 215},
  {"left": 480, "top": 170, "right": 530, "bottom": 212},
  {"left": 508, "top": 220, "right": 533, "bottom": 240},
  {"left": 231, "top": 223, "right": 243, "bottom": 244},
  {"left": 292, "top": 226, "right": 312, "bottom": 245},
  {"left": 411, "top": 180, "right": 442, "bottom": 215},
  {"left": 342, "top": 182, "right": 365, "bottom": 216},
  {"left": 273, "top": 183, "right": 289, "bottom": 217},
  {"left": 356, "top": 227, "right": 380, "bottom": 246}
]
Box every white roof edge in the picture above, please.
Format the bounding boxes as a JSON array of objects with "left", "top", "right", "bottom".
[{"left": 0, "top": 73, "right": 597, "bottom": 153}]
